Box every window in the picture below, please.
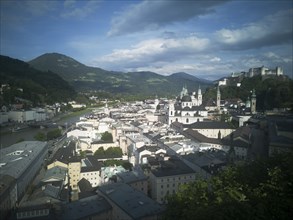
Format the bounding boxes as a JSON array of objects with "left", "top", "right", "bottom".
[{"left": 186, "top": 118, "right": 189, "bottom": 123}]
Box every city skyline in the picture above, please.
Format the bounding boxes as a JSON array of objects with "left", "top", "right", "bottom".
[{"left": 1, "top": 0, "right": 292, "bottom": 80}]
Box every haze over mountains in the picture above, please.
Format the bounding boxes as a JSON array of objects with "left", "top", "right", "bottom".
[{"left": 28, "top": 53, "right": 212, "bottom": 96}]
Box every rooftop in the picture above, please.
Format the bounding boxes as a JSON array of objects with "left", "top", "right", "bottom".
[
  {"left": 184, "top": 121, "right": 234, "bottom": 129},
  {"left": 98, "top": 183, "right": 164, "bottom": 219},
  {"left": 41, "top": 166, "right": 67, "bottom": 183},
  {"left": 58, "top": 195, "right": 111, "bottom": 220},
  {"left": 116, "top": 170, "right": 147, "bottom": 184},
  {"left": 0, "top": 141, "right": 47, "bottom": 179},
  {"left": 151, "top": 157, "right": 195, "bottom": 177},
  {"left": 183, "top": 129, "right": 222, "bottom": 145}
]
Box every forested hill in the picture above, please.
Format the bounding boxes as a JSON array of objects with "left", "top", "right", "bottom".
[
  {"left": 29, "top": 53, "right": 212, "bottom": 96},
  {"left": 204, "top": 75, "right": 293, "bottom": 110},
  {"left": 0, "top": 55, "right": 76, "bottom": 105}
]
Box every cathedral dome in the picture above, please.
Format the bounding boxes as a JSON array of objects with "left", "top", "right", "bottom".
[{"left": 182, "top": 95, "right": 192, "bottom": 102}]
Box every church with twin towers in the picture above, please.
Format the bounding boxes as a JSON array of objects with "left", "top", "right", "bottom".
[
  {"left": 167, "top": 83, "right": 257, "bottom": 125},
  {"left": 167, "top": 85, "right": 210, "bottom": 125}
]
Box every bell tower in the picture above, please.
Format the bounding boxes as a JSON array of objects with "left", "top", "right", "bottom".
[
  {"left": 197, "top": 85, "right": 202, "bottom": 106},
  {"left": 251, "top": 89, "right": 256, "bottom": 114},
  {"left": 216, "top": 85, "right": 221, "bottom": 110}
]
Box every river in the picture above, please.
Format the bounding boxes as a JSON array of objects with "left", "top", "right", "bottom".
[{"left": 0, "top": 110, "right": 92, "bottom": 148}]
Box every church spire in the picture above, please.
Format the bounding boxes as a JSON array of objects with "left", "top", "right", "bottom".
[
  {"left": 251, "top": 89, "right": 256, "bottom": 114},
  {"left": 197, "top": 84, "right": 202, "bottom": 106},
  {"left": 217, "top": 85, "right": 221, "bottom": 110}
]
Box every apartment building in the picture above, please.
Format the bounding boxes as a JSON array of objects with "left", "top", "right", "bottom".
[
  {"left": 0, "top": 141, "right": 47, "bottom": 219},
  {"left": 149, "top": 157, "right": 196, "bottom": 204}
]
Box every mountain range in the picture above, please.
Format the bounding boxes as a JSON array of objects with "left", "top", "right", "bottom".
[{"left": 28, "top": 53, "right": 212, "bottom": 96}]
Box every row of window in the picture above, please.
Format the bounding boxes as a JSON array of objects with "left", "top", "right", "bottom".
[
  {"left": 17, "top": 209, "right": 49, "bottom": 218},
  {"left": 160, "top": 175, "right": 194, "bottom": 182}
]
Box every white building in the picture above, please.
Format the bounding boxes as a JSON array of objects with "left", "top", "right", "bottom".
[
  {"left": 179, "top": 121, "right": 235, "bottom": 139},
  {"left": 248, "top": 66, "right": 283, "bottom": 77},
  {"left": 168, "top": 86, "right": 208, "bottom": 125}
]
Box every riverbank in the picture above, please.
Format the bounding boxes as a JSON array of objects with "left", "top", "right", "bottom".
[
  {"left": 57, "top": 108, "right": 92, "bottom": 122},
  {"left": 0, "top": 108, "right": 93, "bottom": 149}
]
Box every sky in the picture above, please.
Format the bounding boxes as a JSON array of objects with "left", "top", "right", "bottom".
[{"left": 1, "top": 0, "right": 292, "bottom": 80}]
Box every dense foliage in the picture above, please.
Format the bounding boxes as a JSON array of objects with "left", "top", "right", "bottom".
[
  {"left": 34, "top": 132, "right": 47, "bottom": 141},
  {"left": 46, "top": 129, "right": 62, "bottom": 140},
  {"left": 0, "top": 55, "right": 76, "bottom": 106},
  {"left": 94, "top": 146, "right": 123, "bottom": 158},
  {"left": 164, "top": 153, "right": 293, "bottom": 220},
  {"left": 101, "top": 131, "right": 113, "bottom": 142}
]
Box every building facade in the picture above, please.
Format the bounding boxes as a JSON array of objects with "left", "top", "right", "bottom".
[{"left": 168, "top": 86, "right": 208, "bottom": 125}]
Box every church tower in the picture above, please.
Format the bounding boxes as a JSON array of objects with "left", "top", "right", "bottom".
[
  {"left": 168, "top": 100, "right": 175, "bottom": 124},
  {"left": 197, "top": 85, "right": 202, "bottom": 106},
  {"left": 216, "top": 85, "right": 221, "bottom": 110},
  {"left": 251, "top": 89, "right": 256, "bottom": 114}
]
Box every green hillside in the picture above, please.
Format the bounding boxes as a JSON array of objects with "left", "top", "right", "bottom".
[
  {"left": 0, "top": 55, "right": 76, "bottom": 106},
  {"left": 29, "top": 53, "right": 212, "bottom": 96}
]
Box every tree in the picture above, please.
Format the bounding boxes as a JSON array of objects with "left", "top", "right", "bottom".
[
  {"left": 94, "top": 147, "right": 105, "bottom": 156},
  {"left": 105, "top": 147, "right": 123, "bottom": 157},
  {"left": 101, "top": 131, "right": 113, "bottom": 142},
  {"left": 164, "top": 153, "right": 293, "bottom": 220},
  {"left": 79, "top": 151, "right": 86, "bottom": 158},
  {"left": 34, "top": 132, "right": 46, "bottom": 141},
  {"left": 47, "top": 128, "right": 62, "bottom": 140}
]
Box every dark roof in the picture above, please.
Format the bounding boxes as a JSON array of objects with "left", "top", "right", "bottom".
[
  {"left": 151, "top": 157, "right": 195, "bottom": 177},
  {"left": 91, "top": 140, "right": 114, "bottom": 144},
  {"left": 97, "top": 183, "right": 164, "bottom": 219},
  {"left": 50, "top": 141, "right": 78, "bottom": 164},
  {"left": 182, "top": 95, "right": 192, "bottom": 102},
  {"left": 182, "top": 151, "right": 227, "bottom": 175},
  {"left": 136, "top": 145, "right": 161, "bottom": 153},
  {"left": 183, "top": 129, "right": 222, "bottom": 144},
  {"left": 184, "top": 121, "right": 234, "bottom": 129},
  {"left": 81, "top": 156, "right": 103, "bottom": 171},
  {"left": 116, "top": 171, "right": 147, "bottom": 184},
  {"left": 174, "top": 104, "right": 207, "bottom": 111},
  {"left": 221, "top": 126, "right": 251, "bottom": 148},
  {"left": 59, "top": 195, "right": 111, "bottom": 220}
]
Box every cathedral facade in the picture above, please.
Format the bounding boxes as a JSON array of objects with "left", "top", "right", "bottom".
[{"left": 167, "top": 86, "right": 208, "bottom": 125}]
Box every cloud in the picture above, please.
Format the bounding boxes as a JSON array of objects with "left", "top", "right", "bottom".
[
  {"left": 94, "top": 35, "right": 209, "bottom": 68},
  {"left": 210, "top": 57, "right": 221, "bottom": 62},
  {"left": 61, "top": 0, "right": 101, "bottom": 19},
  {"left": 215, "top": 9, "right": 293, "bottom": 50},
  {"left": 108, "top": 0, "right": 230, "bottom": 36}
]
